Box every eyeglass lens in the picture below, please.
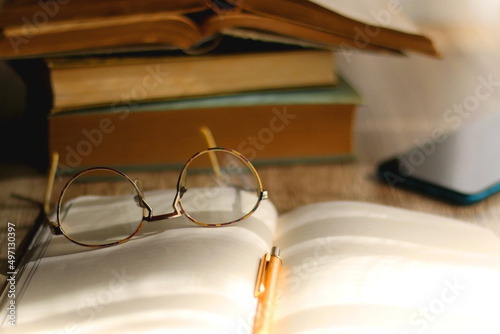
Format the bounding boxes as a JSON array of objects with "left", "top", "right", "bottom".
[
  {"left": 179, "top": 150, "right": 261, "bottom": 225},
  {"left": 58, "top": 169, "right": 145, "bottom": 246}
]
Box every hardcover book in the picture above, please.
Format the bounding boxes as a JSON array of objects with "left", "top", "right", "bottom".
[{"left": 0, "top": 0, "right": 440, "bottom": 59}]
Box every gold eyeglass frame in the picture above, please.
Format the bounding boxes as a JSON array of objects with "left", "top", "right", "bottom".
[{"left": 44, "top": 147, "right": 268, "bottom": 248}]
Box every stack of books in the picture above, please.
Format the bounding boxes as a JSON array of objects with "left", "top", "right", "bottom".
[{"left": 0, "top": 0, "right": 439, "bottom": 172}]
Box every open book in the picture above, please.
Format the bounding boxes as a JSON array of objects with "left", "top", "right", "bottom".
[
  {"left": 1, "top": 190, "right": 500, "bottom": 333},
  {"left": 0, "top": 0, "right": 439, "bottom": 58}
]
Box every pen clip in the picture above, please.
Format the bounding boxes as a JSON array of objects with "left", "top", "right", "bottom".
[
  {"left": 254, "top": 252, "right": 270, "bottom": 297},
  {"left": 254, "top": 247, "right": 281, "bottom": 298}
]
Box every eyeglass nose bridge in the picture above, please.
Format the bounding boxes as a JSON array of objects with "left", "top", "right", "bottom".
[
  {"left": 131, "top": 177, "right": 182, "bottom": 222},
  {"left": 141, "top": 189, "right": 183, "bottom": 222}
]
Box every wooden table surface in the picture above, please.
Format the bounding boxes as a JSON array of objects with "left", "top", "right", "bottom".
[{"left": 2, "top": 24, "right": 500, "bottom": 287}]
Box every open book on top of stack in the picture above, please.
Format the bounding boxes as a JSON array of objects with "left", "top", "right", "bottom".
[
  {"left": 1, "top": 190, "right": 499, "bottom": 333},
  {"left": 0, "top": 0, "right": 439, "bottom": 59}
]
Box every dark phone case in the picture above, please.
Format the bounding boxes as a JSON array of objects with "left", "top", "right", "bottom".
[{"left": 376, "top": 158, "right": 500, "bottom": 205}]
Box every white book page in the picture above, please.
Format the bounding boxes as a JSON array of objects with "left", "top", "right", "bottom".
[
  {"left": 272, "top": 201, "right": 500, "bottom": 334},
  {"left": 309, "top": 0, "right": 421, "bottom": 34},
  {"left": 3, "top": 189, "right": 278, "bottom": 334}
]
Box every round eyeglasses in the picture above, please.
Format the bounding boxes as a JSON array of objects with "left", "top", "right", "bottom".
[{"left": 49, "top": 148, "right": 268, "bottom": 247}]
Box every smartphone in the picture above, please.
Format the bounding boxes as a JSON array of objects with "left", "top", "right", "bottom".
[{"left": 377, "top": 111, "right": 500, "bottom": 205}]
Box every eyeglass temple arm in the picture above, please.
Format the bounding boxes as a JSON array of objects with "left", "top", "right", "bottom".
[
  {"left": 201, "top": 126, "right": 268, "bottom": 201},
  {"left": 200, "top": 126, "right": 222, "bottom": 177},
  {"left": 44, "top": 152, "right": 63, "bottom": 236}
]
